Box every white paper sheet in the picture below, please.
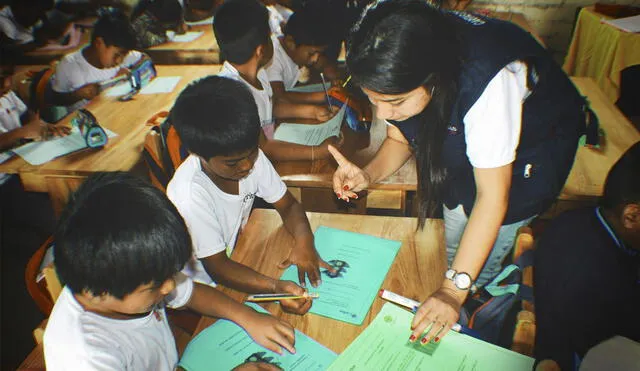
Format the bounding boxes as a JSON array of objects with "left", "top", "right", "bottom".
[
  {"left": 273, "top": 102, "right": 346, "bottom": 146},
  {"left": 602, "top": 14, "right": 640, "bottom": 33},
  {"left": 169, "top": 31, "right": 204, "bottom": 43},
  {"left": 104, "top": 82, "right": 133, "bottom": 97},
  {"left": 139, "top": 76, "right": 181, "bottom": 95},
  {"left": 185, "top": 16, "right": 213, "bottom": 26}
]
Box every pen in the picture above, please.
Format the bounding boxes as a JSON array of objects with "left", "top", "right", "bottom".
[
  {"left": 342, "top": 75, "right": 352, "bottom": 88},
  {"left": 246, "top": 292, "right": 320, "bottom": 302},
  {"left": 378, "top": 289, "right": 480, "bottom": 338},
  {"left": 319, "top": 72, "right": 333, "bottom": 111}
]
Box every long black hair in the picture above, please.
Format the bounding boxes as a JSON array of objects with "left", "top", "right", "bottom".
[{"left": 347, "top": 0, "right": 461, "bottom": 227}]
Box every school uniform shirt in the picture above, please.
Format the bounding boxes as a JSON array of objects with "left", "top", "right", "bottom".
[
  {"left": 265, "top": 35, "right": 301, "bottom": 90},
  {"left": 0, "top": 90, "right": 27, "bottom": 185},
  {"left": 267, "top": 5, "right": 292, "bottom": 36},
  {"left": 387, "top": 60, "right": 528, "bottom": 170},
  {"left": 217, "top": 61, "right": 275, "bottom": 137},
  {"left": 50, "top": 49, "right": 142, "bottom": 114},
  {"left": 0, "top": 6, "right": 34, "bottom": 44},
  {"left": 43, "top": 273, "right": 194, "bottom": 371},
  {"left": 167, "top": 151, "right": 287, "bottom": 285}
]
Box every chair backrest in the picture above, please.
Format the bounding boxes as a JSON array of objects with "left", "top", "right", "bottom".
[
  {"left": 510, "top": 226, "right": 536, "bottom": 356},
  {"left": 142, "top": 111, "right": 189, "bottom": 192},
  {"left": 25, "top": 236, "right": 61, "bottom": 315}
]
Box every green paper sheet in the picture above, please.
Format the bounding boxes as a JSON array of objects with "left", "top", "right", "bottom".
[
  {"left": 179, "top": 303, "right": 336, "bottom": 371},
  {"left": 280, "top": 226, "right": 402, "bottom": 325},
  {"left": 273, "top": 102, "right": 346, "bottom": 146},
  {"left": 288, "top": 82, "right": 331, "bottom": 93},
  {"left": 328, "top": 303, "right": 535, "bottom": 371}
]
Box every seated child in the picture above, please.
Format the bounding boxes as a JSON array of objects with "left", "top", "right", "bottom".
[
  {"left": 167, "top": 76, "right": 334, "bottom": 315},
  {"left": 131, "top": 0, "right": 187, "bottom": 49},
  {"left": 43, "top": 172, "right": 296, "bottom": 370},
  {"left": 0, "top": 64, "right": 69, "bottom": 184},
  {"left": 213, "top": 0, "right": 340, "bottom": 161},
  {"left": 265, "top": 4, "right": 342, "bottom": 107},
  {"left": 0, "top": 0, "right": 55, "bottom": 51},
  {"left": 50, "top": 10, "right": 146, "bottom": 116},
  {"left": 533, "top": 142, "right": 640, "bottom": 371}
]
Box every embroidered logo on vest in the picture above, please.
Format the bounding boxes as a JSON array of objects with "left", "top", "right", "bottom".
[{"left": 451, "top": 11, "right": 486, "bottom": 26}]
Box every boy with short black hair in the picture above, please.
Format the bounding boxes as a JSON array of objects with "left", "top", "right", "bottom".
[
  {"left": 50, "top": 10, "right": 146, "bottom": 115},
  {"left": 266, "top": 4, "right": 341, "bottom": 105},
  {"left": 534, "top": 142, "right": 640, "bottom": 371},
  {"left": 213, "top": 0, "right": 339, "bottom": 161},
  {"left": 167, "top": 76, "right": 333, "bottom": 316},
  {"left": 44, "top": 172, "right": 296, "bottom": 370}
]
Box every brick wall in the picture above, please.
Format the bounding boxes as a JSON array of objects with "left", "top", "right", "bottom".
[{"left": 469, "top": 0, "right": 640, "bottom": 63}]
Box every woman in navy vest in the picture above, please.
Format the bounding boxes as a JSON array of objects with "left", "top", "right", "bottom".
[{"left": 328, "top": 0, "right": 585, "bottom": 344}]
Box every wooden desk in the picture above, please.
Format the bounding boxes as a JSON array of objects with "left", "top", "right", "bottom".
[
  {"left": 560, "top": 77, "right": 640, "bottom": 201},
  {"left": 0, "top": 65, "right": 222, "bottom": 214},
  {"left": 145, "top": 25, "right": 219, "bottom": 65},
  {"left": 563, "top": 6, "right": 640, "bottom": 103},
  {"left": 194, "top": 209, "right": 446, "bottom": 353}
]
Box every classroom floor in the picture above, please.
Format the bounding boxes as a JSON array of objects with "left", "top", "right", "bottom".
[{"left": 1, "top": 177, "right": 54, "bottom": 371}]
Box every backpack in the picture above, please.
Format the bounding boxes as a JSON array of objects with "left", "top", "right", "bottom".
[
  {"left": 458, "top": 249, "right": 535, "bottom": 347},
  {"left": 142, "top": 111, "right": 189, "bottom": 192}
]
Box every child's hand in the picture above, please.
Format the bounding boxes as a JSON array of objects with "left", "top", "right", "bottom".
[
  {"left": 315, "top": 105, "right": 339, "bottom": 122},
  {"left": 76, "top": 83, "right": 100, "bottom": 100},
  {"left": 20, "top": 115, "right": 71, "bottom": 141},
  {"left": 273, "top": 280, "right": 312, "bottom": 315},
  {"left": 232, "top": 362, "right": 282, "bottom": 371},
  {"left": 243, "top": 311, "right": 296, "bottom": 355},
  {"left": 279, "top": 238, "right": 335, "bottom": 288},
  {"left": 176, "top": 21, "right": 188, "bottom": 35}
]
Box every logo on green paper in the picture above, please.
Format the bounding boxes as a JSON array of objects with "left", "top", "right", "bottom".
[{"left": 384, "top": 315, "right": 393, "bottom": 323}]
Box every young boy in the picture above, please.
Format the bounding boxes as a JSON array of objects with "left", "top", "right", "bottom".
[
  {"left": 50, "top": 10, "right": 145, "bottom": 115},
  {"left": 43, "top": 172, "right": 296, "bottom": 370},
  {"left": 213, "top": 0, "right": 339, "bottom": 161},
  {"left": 0, "top": 0, "right": 53, "bottom": 49},
  {"left": 533, "top": 142, "right": 640, "bottom": 371},
  {"left": 265, "top": 5, "right": 341, "bottom": 106},
  {"left": 166, "top": 76, "right": 333, "bottom": 315}
]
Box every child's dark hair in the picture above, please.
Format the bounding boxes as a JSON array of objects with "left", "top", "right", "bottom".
[
  {"left": 92, "top": 10, "right": 137, "bottom": 50},
  {"left": 213, "top": 0, "right": 270, "bottom": 64},
  {"left": 170, "top": 76, "right": 260, "bottom": 159},
  {"left": 284, "top": 5, "right": 333, "bottom": 47},
  {"left": 347, "top": 0, "right": 460, "bottom": 227},
  {"left": 601, "top": 142, "right": 640, "bottom": 212},
  {"left": 54, "top": 172, "right": 191, "bottom": 299},
  {"left": 133, "top": 0, "right": 183, "bottom": 25}
]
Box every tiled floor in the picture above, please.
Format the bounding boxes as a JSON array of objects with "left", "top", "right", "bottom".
[{"left": 1, "top": 177, "right": 55, "bottom": 371}]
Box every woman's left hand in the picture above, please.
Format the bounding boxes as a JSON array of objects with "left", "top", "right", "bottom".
[{"left": 410, "top": 286, "right": 465, "bottom": 344}]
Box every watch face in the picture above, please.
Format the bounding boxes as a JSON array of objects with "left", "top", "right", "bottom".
[{"left": 454, "top": 273, "right": 472, "bottom": 290}]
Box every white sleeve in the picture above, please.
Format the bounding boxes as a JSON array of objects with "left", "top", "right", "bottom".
[
  {"left": 122, "top": 50, "right": 142, "bottom": 68},
  {"left": 45, "top": 337, "right": 125, "bottom": 371},
  {"left": 166, "top": 272, "right": 194, "bottom": 309},
  {"left": 266, "top": 50, "right": 285, "bottom": 83},
  {"left": 175, "top": 185, "right": 227, "bottom": 258},
  {"left": 51, "top": 58, "right": 80, "bottom": 93},
  {"left": 254, "top": 150, "right": 287, "bottom": 203},
  {"left": 463, "top": 61, "right": 528, "bottom": 169}
]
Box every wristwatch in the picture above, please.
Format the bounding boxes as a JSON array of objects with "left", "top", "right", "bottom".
[{"left": 445, "top": 269, "right": 475, "bottom": 291}]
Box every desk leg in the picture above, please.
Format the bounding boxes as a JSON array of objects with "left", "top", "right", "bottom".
[{"left": 46, "top": 176, "right": 87, "bottom": 216}]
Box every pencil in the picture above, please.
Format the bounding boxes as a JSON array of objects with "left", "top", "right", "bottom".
[
  {"left": 246, "top": 292, "right": 320, "bottom": 302},
  {"left": 319, "top": 73, "right": 333, "bottom": 111},
  {"left": 342, "top": 75, "right": 352, "bottom": 88}
]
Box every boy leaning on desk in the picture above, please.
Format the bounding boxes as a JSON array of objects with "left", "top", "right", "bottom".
[
  {"left": 213, "top": 0, "right": 341, "bottom": 161},
  {"left": 43, "top": 172, "right": 295, "bottom": 371},
  {"left": 166, "top": 76, "right": 335, "bottom": 316}
]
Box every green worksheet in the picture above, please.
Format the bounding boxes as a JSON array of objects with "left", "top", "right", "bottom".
[
  {"left": 328, "top": 303, "right": 535, "bottom": 370},
  {"left": 280, "top": 226, "right": 402, "bottom": 325},
  {"left": 178, "top": 303, "right": 336, "bottom": 371}
]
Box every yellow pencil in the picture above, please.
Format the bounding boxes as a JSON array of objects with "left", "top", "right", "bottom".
[
  {"left": 246, "top": 293, "right": 320, "bottom": 302},
  {"left": 342, "top": 75, "right": 352, "bottom": 88}
]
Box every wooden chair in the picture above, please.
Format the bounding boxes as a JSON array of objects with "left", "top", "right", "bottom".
[{"left": 510, "top": 226, "right": 536, "bottom": 356}]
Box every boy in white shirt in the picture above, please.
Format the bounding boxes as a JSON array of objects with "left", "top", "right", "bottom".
[
  {"left": 44, "top": 172, "right": 296, "bottom": 371},
  {"left": 266, "top": 5, "right": 342, "bottom": 106},
  {"left": 167, "top": 76, "right": 334, "bottom": 316},
  {"left": 50, "top": 10, "right": 147, "bottom": 116},
  {"left": 0, "top": 0, "right": 53, "bottom": 50},
  {"left": 213, "top": 0, "right": 340, "bottom": 161}
]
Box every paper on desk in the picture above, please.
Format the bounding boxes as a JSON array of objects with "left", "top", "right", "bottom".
[
  {"left": 185, "top": 16, "right": 213, "bottom": 26},
  {"left": 179, "top": 303, "right": 336, "bottom": 371},
  {"left": 104, "top": 81, "right": 133, "bottom": 97},
  {"left": 139, "top": 76, "right": 181, "bottom": 94},
  {"left": 273, "top": 102, "right": 346, "bottom": 146},
  {"left": 280, "top": 226, "right": 402, "bottom": 325},
  {"left": 328, "top": 302, "right": 535, "bottom": 370},
  {"left": 169, "top": 31, "right": 204, "bottom": 43},
  {"left": 0, "top": 151, "right": 14, "bottom": 164},
  {"left": 601, "top": 14, "right": 640, "bottom": 33},
  {"left": 288, "top": 82, "right": 331, "bottom": 93},
  {"left": 11, "top": 126, "right": 117, "bottom": 165}
]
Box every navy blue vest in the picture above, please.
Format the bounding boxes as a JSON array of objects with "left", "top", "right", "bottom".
[{"left": 392, "top": 12, "right": 586, "bottom": 224}]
